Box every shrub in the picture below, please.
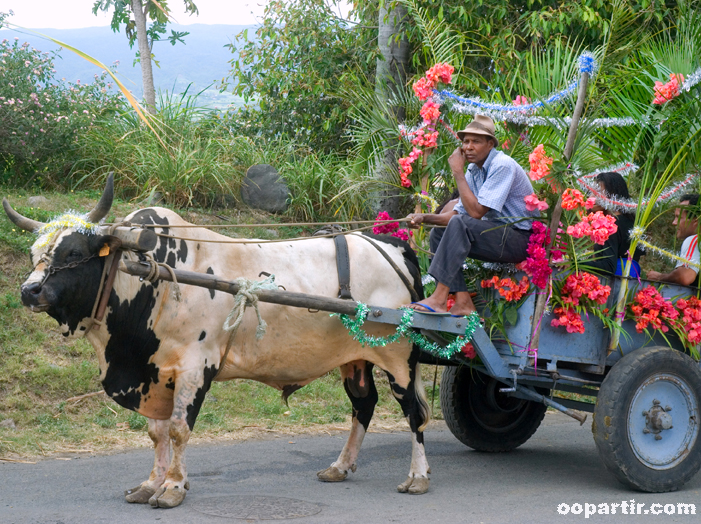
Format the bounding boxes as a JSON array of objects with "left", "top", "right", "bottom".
[{"left": 0, "top": 37, "right": 122, "bottom": 186}]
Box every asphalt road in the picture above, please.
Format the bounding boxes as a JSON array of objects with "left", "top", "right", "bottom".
[{"left": 1, "top": 413, "right": 700, "bottom": 524}]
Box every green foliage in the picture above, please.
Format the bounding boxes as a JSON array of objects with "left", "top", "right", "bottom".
[
  {"left": 0, "top": 37, "right": 122, "bottom": 186},
  {"left": 92, "top": 0, "right": 198, "bottom": 51},
  {"left": 224, "top": 0, "right": 374, "bottom": 153}
]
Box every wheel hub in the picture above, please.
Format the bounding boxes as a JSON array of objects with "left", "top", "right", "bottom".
[
  {"left": 627, "top": 374, "right": 699, "bottom": 470},
  {"left": 642, "top": 399, "right": 674, "bottom": 440}
]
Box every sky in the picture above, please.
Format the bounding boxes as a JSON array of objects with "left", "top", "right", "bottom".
[{"left": 0, "top": 0, "right": 271, "bottom": 29}]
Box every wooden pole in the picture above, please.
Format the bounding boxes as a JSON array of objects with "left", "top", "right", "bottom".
[
  {"left": 528, "top": 71, "right": 590, "bottom": 354},
  {"left": 120, "top": 261, "right": 361, "bottom": 316}
]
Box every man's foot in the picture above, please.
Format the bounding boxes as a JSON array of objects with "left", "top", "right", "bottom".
[{"left": 407, "top": 302, "right": 452, "bottom": 316}]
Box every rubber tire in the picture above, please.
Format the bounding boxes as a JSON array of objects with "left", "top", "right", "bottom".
[
  {"left": 440, "top": 366, "right": 547, "bottom": 452},
  {"left": 593, "top": 346, "right": 701, "bottom": 493}
]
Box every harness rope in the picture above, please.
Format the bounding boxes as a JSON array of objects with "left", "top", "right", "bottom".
[
  {"left": 216, "top": 275, "right": 279, "bottom": 378},
  {"left": 140, "top": 252, "right": 182, "bottom": 302}
]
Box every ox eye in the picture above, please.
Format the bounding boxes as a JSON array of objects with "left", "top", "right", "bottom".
[{"left": 68, "top": 250, "right": 82, "bottom": 260}]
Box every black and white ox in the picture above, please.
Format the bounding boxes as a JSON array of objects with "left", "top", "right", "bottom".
[{"left": 3, "top": 175, "right": 430, "bottom": 508}]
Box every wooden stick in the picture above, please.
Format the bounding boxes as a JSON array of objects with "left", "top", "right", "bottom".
[
  {"left": 529, "top": 71, "right": 591, "bottom": 354},
  {"left": 65, "top": 391, "right": 105, "bottom": 403},
  {"left": 0, "top": 458, "right": 36, "bottom": 464}
]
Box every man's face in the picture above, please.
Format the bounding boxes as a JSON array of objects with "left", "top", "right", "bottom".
[
  {"left": 673, "top": 201, "right": 698, "bottom": 239},
  {"left": 460, "top": 133, "right": 493, "bottom": 165}
]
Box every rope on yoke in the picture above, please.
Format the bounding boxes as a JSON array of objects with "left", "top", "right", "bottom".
[
  {"left": 217, "top": 275, "right": 279, "bottom": 378},
  {"left": 140, "top": 252, "right": 182, "bottom": 302}
]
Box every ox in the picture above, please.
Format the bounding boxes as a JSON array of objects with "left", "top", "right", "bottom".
[{"left": 3, "top": 175, "right": 431, "bottom": 508}]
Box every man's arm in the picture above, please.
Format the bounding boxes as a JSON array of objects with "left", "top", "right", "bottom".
[
  {"left": 406, "top": 210, "right": 456, "bottom": 228},
  {"left": 647, "top": 267, "right": 698, "bottom": 286},
  {"left": 448, "top": 148, "right": 489, "bottom": 219}
]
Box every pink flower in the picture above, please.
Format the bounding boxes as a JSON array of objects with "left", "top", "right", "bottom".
[
  {"left": 653, "top": 73, "right": 685, "bottom": 105},
  {"left": 524, "top": 194, "right": 549, "bottom": 212},
  {"left": 528, "top": 144, "right": 553, "bottom": 181},
  {"left": 412, "top": 77, "right": 433, "bottom": 101},
  {"left": 513, "top": 95, "right": 531, "bottom": 107},
  {"left": 420, "top": 100, "right": 441, "bottom": 123},
  {"left": 584, "top": 197, "right": 596, "bottom": 209}
]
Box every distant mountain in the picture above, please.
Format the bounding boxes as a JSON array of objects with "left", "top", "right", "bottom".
[{"left": 0, "top": 24, "right": 256, "bottom": 108}]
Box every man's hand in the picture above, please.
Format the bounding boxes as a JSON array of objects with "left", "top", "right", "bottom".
[
  {"left": 448, "top": 147, "right": 466, "bottom": 177},
  {"left": 646, "top": 270, "right": 662, "bottom": 281},
  {"left": 406, "top": 213, "right": 425, "bottom": 229}
]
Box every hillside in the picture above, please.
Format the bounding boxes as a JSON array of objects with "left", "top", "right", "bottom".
[{"left": 0, "top": 24, "right": 255, "bottom": 107}]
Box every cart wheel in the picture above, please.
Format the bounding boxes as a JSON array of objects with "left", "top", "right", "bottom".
[
  {"left": 593, "top": 346, "right": 701, "bottom": 492},
  {"left": 440, "top": 366, "right": 547, "bottom": 452}
]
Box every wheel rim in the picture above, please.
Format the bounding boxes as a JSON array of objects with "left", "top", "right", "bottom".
[
  {"left": 467, "top": 375, "right": 531, "bottom": 432},
  {"left": 627, "top": 373, "right": 699, "bottom": 470}
]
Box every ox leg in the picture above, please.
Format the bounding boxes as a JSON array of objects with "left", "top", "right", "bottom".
[
  {"left": 125, "top": 418, "right": 170, "bottom": 503},
  {"left": 318, "top": 360, "right": 378, "bottom": 483},
  {"left": 149, "top": 364, "right": 216, "bottom": 509},
  {"left": 386, "top": 352, "right": 431, "bottom": 495}
]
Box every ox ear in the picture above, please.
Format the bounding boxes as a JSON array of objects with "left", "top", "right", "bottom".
[
  {"left": 3, "top": 198, "right": 46, "bottom": 232},
  {"left": 93, "top": 234, "right": 122, "bottom": 257},
  {"left": 86, "top": 172, "right": 114, "bottom": 224}
]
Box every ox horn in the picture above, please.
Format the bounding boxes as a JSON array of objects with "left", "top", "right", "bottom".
[
  {"left": 86, "top": 172, "right": 115, "bottom": 224},
  {"left": 2, "top": 198, "right": 45, "bottom": 232}
]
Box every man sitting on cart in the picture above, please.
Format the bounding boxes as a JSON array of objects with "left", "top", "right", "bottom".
[
  {"left": 647, "top": 193, "right": 700, "bottom": 287},
  {"left": 405, "top": 115, "right": 540, "bottom": 316}
]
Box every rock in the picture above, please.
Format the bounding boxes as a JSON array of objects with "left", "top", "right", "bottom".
[
  {"left": 144, "top": 192, "right": 164, "bottom": 206},
  {"left": 264, "top": 229, "right": 280, "bottom": 238},
  {"left": 0, "top": 419, "right": 16, "bottom": 430},
  {"left": 241, "top": 164, "right": 290, "bottom": 213},
  {"left": 27, "top": 196, "right": 48, "bottom": 207}
]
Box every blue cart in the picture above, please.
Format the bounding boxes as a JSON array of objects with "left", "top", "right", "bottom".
[{"left": 409, "top": 276, "right": 701, "bottom": 494}]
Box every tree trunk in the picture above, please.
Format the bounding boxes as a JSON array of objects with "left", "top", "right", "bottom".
[
  {"left": 373, "top": 3, "right": 410, "bottom": 218},
  {"left": 131, "top": 0, "right": 156, "bottom": 113}
]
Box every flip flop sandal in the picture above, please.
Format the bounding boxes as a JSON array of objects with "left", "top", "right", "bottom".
[{"left": 409, "top": 302, "right": 452, "bottom": 316}]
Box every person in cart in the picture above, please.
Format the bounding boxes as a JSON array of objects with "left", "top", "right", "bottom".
[
  {"left": 405, "top": 114, "right": 540, "bottom": 316},
  {"left": 647, "top": 193, "right": 700, "bottom": 286}
]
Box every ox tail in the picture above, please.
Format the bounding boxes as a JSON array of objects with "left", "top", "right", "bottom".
[{"left": 413, "top": 346, "right": 431, "bottom": 432}]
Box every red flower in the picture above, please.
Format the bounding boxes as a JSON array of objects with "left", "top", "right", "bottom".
[
  {"left": 551, "top": 306, "right": 585, "bottom": 334},
  {"left": 630, "top": 286, "right": 678, "bottom": 333},
  {"left": 461, "top": 342, "right": 476, "bottom": 359},
  {"left": 481, "top": 275, "right": 530, "bottom": 302},
  {"left": 561, "top": 188, "right": 586, "bottom": 211},
  {"left": 652, "top": 73, "right": 685, "bottom": 105}
]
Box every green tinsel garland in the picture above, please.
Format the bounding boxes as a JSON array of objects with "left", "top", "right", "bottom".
[{"left": 334, "top": 303, "right": 481, "bottom": 359}]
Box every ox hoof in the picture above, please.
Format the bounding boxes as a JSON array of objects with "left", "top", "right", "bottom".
[
  {"left": 148, "top": 483, "right": 189, "bottom": 508},
  {"left": 397, "top": 475, "right": 429, "bottom": 494},
  {"left": 125, "top": 484, "right": 156, "bottom": 504},
  {"left": 317, "top": 465, "right": 347, "bottom": 482}
]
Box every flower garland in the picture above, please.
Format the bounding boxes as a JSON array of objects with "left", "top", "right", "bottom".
[
  {"left": 629, "top": 226, "right": 701, "bottom": 271},
  {"left": 33, "top": 212, "right": 100, "bottom": 250},
  {"left": 681, "top": 66, "right": 701, "bottom": 93},
  {"left": 334, "top": 303, "right": 482, "bottom": 359},
  {"left": 415, "top": 191, "right": 439, "bottom": 213},
  {"left": 577, "top": 171, "right": 699, "bottom": 214},
  {"left": 432, "top": 52, "right": 597, "bottom": 124}
]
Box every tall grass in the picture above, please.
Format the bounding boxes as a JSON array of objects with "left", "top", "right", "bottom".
[
  {"left": 71, "top": 90, "right": 239, "bottom": 208},
  {"left": 71, "top": 89, "right": 379, "bottom": 222}
]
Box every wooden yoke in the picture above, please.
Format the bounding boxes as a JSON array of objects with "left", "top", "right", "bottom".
[
  {"left": 110, "top": 226, "right": 158, "bottom": 252},
  {"left": 528, "top": 70, "right": 591, "bottom": 357}
]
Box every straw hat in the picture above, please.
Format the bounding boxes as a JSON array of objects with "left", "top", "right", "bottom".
[{"left": 456, "top": 115, "right": 497, "bottom": 143}]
